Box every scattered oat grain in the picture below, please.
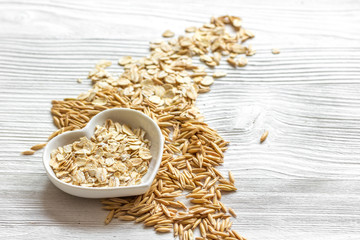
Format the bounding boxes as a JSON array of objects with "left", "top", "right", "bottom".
[
  {"left": 162, "top": 30, "right": 175, "bottom": 38},
  {"left": 200, "top": 76, "right": 214, "bottom": 86},
  {"left": 213, "top": 71, "right": 227, "bottom": 78},
  {"left": 228, "top": 207, "right": 237, "bottom": 218},
  {"left": 30, "top": 143, "right": 47, "bottom": 151},
  {"left": 105, "top": 209, "right": 115, "bottom": 225},
  {"left": 237, "top": 57, "right": 248, "bottom": 67},
  {"left": 228, "top": 170, "right": 235, "bottom": 184},
  {"left": 260, "top": 130, "right": 269, "bottom": 143},
  {"left": 272, "top": 48, "right": 280, "bottom": 54},
  {"left": 118, "top": 215, "right": 136, "bottom": 221},
  {"left": 118, "top": 56, "right": 133, "bottom": 66},
  {"left": 185, "top": 26, "right": 197, "bottom": 33},
  {"left": 22, "top": 150, "right": 35, "bottom": 155}
]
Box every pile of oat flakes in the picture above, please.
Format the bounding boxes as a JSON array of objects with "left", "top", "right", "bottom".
[
  {"left": 32, "top": 16, "right": 254, "bottom": 240},
  {"left": 49, "top": 120, "right": 152, "bottom": 187}
]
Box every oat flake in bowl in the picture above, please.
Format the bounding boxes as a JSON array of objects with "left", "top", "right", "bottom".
[
  {"left": 49, "top": 119, "right": 152, "bottom": 188},
  {"left": 43, "top": 108, "right": 163, "bottom": 198}
]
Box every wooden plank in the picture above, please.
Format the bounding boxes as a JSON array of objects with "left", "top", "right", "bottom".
[
  {"left": 0, "top": 0, "right": 360, "bottom": 46},
  {"left": 0, "top": 0, "right": 360, "bottom": 239},
  {"left": 1, "top": 173, "right": 360, "bottom": 239},
  {"left": 1, "top": 39, "right": 360, "bottom": 239},
  {"left": 1, "top": 39, "right": 360, "bottom": 178}
]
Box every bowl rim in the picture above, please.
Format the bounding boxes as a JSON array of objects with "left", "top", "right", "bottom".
[{"left": 42, "top": 108, "right": 163, "bottom": 192}]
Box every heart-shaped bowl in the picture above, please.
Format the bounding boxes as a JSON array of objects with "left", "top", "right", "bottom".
[{"left": 43, "top": 108, "right": 163, "bottom": 198}]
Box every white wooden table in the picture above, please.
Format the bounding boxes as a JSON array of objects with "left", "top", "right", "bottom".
[{"left": 1, "top": 0, "right": 360, "bottom": 239}]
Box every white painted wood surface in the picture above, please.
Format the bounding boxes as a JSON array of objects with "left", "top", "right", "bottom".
[{"left": 1, "top": 0, "right": 360, "bottom": 239}]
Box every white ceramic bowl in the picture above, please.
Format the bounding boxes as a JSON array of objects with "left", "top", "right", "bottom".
[{"left": 43, "top": 108, "right": 163, "bottom": 198}]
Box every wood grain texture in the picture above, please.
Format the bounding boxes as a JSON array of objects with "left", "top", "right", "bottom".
[
  {"left": 1, "top": 0, "right": 360, "bottom": 46},
  {"left": 1, "top": 0, "right": 360, "bottom": 239}
]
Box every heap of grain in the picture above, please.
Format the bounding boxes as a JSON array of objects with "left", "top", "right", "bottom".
[{"left": 42, "top": 16, "right": 253, "bottom": 240}]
